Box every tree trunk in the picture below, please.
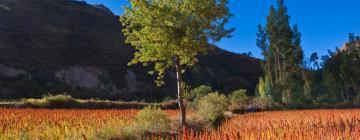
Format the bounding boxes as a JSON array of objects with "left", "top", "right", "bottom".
[
  {"left": 174, "top": 56, "right": 186, "bottom": 127},
  {"left": 274, "top": 48, "right": 281, "bottom": 80}
]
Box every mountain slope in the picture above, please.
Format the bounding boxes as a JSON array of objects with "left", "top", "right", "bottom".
[{"left": 0, "top": 0, "right": 262, "bottom": 101}]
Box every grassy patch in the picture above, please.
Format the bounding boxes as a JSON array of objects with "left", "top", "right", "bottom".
[{"left": 21, "top": 95, "right": 178, "bottom": 109}]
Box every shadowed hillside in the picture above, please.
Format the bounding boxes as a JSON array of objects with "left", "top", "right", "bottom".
[{"left": 0, "top": 0, "right": 262, "bottom": 101}]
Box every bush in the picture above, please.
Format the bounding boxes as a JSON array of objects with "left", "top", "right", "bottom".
[
  {"left": 123, "top": 106, "right": 172, "bottom": 139},
  {"left": 162, "top": 96, "right": 174, "bottom": 102},
  {"left": 185, "top": 85, "right": 212, "bottom": 101},
  {"left": 22, "top": 95, "right": 179, "bottom": 109},
  {"left": 24, "top": 94, "right": 78, "bottom": 108},
  {"left": 44, "top": 94, "right": 77, "bottom": 106},
  {"left": 228, "top": 89, "right": 249, "bottom": 112},
  {"left": 249, "top": 96, "right": 273, "bottom": 110},
  {"left": 196, "top": 92, "right": 228, "bottom": 125}
]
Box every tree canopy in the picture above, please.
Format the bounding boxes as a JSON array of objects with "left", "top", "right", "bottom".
[
  {"left": 256, "top": 0, "right": 304, "bottom": 104},
  {"left": 120, "top": 0, "right": 234, "bottom": 85},
  {"left": 120, "top": 0, "right": 234, "bottom": 126}
]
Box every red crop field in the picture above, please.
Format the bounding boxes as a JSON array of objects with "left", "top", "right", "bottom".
[
  {"left": 180, "top": 109, "right": 360, "bottom": 140},
  {"left": 2, "top": 108, "right": 360, "bottom": 139},
  {"left": 0, "top": 108, "right": 179, "bottom": 139}
]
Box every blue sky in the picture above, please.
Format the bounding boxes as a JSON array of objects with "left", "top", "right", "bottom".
[{"left": 85, "top": 0, "right": 360, "bottom": 59}]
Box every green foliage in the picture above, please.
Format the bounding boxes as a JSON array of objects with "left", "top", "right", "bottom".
[
  {"left": 123, "top": 106, "right": 172, "bottom": 138},
  {"left": 309, "top": 52, "right": 320, "bottom": 70},
  {"left": 319, "top": 33, "right": 360, "bottom": 103},
  {"left": 162, "top": 96, "right": 174, "bottom": 102},
  {"left": 250, "top": 96, "right": 273, "bottom": 110},
  {"left": 228, "top": 89, "right": 248, "bottom": 111},
  {"left": 24, "top": 94, "right": 77, "bottom": 108},
  {"left": 183, "top": 33, "right": 359, "bottom": 110},
  {"left": 281, "top": 73, "right": 305, "bottom": 105},
  {"left": 196, "top": 92, "right": 228, "bottom": 124},
  {"left": 43, "top": 94, "right": 75, "bottom": 103},
  {"left": 120, "top": 0, "right": 234, "bottom": 85},
  {"left": 135, "top": 106, "right": 171, "bottom": 130},
  {"left": 257, "top": 77, "right": 272, "bottom": 99},
  {"left": 22, "top": 95, "right": 178, "bottom": 109},
  {"left": 121, "top": 0, "right": 234, "bottom": 127},
  {"left": 317, "top": 70, "right": 343, "bottom": 103},
  {"left": 339, "top": 33, "right": 360, "bottom": 96},
  {"left": 185, "top": 85, "right": 213, "bottom": 101},
  {"left": 303, "top": 73, "right": 312, "bottom": 97},
  {"left": 256, "top": 0, "right": 305, "bottom": 105}
]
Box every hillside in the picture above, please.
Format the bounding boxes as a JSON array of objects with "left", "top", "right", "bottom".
[{"left": 0, "top": 0, "right": 262, "bottom": 101}]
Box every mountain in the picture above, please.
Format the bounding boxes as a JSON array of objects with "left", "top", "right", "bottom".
[{"left": 0, "top": 0, "right": 262, "bottom": 101}]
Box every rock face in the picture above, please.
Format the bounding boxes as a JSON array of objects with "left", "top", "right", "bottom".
[
  {"left": 0, "top": 64, "right": 28, "bottom": 78},
  {"left": 0, "top": 0, "right": 262, "bottom": 100},
  {"left": 54, "top": 66, "right": 102, "bottom": 89}
]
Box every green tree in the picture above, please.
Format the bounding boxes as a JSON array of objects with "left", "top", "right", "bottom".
[
  {"left": 120, "top": 0, "right": 234, "bottom": 126},
  {"left": 318, "top": 34, "right": 360, "bottom": 103},
  {"left": 257, "top": 77, "right": 272, "bottom": 99},
  {"left": 319, "top": 50, "right": 344, "bottom": 103},
  {"left": 256, "top": 0, "right": 304, "bottom": 104},
  {"left": 310, "top": 52, "right": 319, "bottom": 70},
  {"left": 340, "top": 33, "right": 360, "bottom": 97}
]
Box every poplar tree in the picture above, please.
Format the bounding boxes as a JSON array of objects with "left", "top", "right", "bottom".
[
  {"left": 256, "top": 0, "right": 304, "bottom": 104},
  {"left": 120, "top": 0, "right": 234, "bottom": 126}
]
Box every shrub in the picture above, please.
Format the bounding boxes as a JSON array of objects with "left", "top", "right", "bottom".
[
  {"left": 24, "top": 94, "right": 78, "bottom": 108},
  {"left": 123, "top": 106, "right": 172, "bottom": 139},
  {"left": 185, "top": 85, "right": 212, "bottom": 101},
  {"left": 196, "top": 92, "right": 228, "bottom": 125},
  {"left": 228, "top": 89, "right": 249, "bottom": 112},
  {"left": 134, "top": 106, "right": 171, "bottom": 131},
  {"left": 43, "top": 94, "right": 77, "bottom": 106},
  {"left": 22, "top": 95, "right": 179, "bottom": 109},
  {"left": 249, "top": 96, "right": 273, "bottom": 110},
  {"left": 162, "top": 96, "right": 174, "bottom": 102}
]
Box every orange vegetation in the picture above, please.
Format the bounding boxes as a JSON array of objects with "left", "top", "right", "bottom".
[
  {"left": 179, "top": 109, "right": 360, "bottom": 140},
  {"left": 0, "top": 108, "right": 178, "bottom": 139},
  {"left": 2, "top": 108, "right": 360, "bottom": 139}
]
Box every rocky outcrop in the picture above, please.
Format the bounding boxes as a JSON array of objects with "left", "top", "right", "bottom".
[{"left": 55, "top": 66, "right": 102, "bottom": 89}]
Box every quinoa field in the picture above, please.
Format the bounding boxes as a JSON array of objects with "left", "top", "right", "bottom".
[{"left": 1, "top": 108, "right": 360, "bottom": 139}]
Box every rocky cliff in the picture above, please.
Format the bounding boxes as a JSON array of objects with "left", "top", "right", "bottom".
[{"left": 0, "top": 0, "right": 262, "bottom": 101}]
